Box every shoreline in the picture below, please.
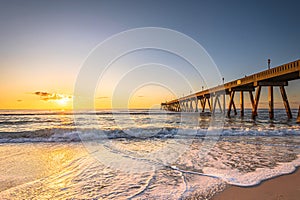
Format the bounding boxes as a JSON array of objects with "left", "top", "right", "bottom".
[{"left": 212, "top": 167, "right": 300, "bottom": 200}]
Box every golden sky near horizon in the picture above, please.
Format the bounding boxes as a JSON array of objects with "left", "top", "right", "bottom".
[
  {"left": 0, "top": 47, "right": 299, "bottom": 110},
  {"left": 1, "top": 48, "right": 298, "bottom": 110},
  {"left": 1, "top": 73, "right": 299, "bottom": 110},
  {"left": 0, "top": 51, "right": 299, "bottom": 110}
]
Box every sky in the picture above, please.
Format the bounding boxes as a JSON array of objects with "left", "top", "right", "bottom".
[{"left": 0, "top": 0, "right": 299, "bottom": 109}]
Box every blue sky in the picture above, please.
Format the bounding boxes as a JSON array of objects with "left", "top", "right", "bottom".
[{"left": 0, "top": 0, "right": 299, "bottom": 109}]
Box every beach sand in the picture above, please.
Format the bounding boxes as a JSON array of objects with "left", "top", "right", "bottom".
[{"left": 212, "top": 168, "right": 300, "bottom": 200}]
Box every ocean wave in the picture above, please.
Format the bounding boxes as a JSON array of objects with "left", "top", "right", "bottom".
[
  {"left": 0, "top": 126, "right": 299, "bottom": 143},
  {"left": 0, "top": 120, "right": 33, "bottom": 125},
  {"left": 0, "top": 119, "right": 58, "bottom": 125}
]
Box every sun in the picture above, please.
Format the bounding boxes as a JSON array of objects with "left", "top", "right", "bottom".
[{"left": 56, "top": 97, "right": 69, "bottom": 106}]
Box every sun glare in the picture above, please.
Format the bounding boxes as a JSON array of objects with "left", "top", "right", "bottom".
[{"left": 56, "top": 97, "right": 69, "bottom": 106}]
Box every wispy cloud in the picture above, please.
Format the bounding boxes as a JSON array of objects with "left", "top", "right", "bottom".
[
  {"left": 34, "top": 92, "right": 51, "bottom": 97},
  {"left": 34, "top": 91, "right": 71, "bottom": 101},
  {"left": 97, "top": 96, "right": 110, "bottom": 99}
]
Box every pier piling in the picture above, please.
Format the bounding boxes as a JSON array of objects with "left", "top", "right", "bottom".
[
  {"left": 268, "top": 86, "right": 274, "bottom": 119},
  {"left": 280, "top": 86, "right": 292, "bottom": 119},
  {"left": 252, "top": 86, "right": 261, "bottom": 119},
  {"left": 223, "top": 94, "right": 226, "bottom": 114},
  {"left": 240, "top": 91, "right": 244, "bottom": 117}
]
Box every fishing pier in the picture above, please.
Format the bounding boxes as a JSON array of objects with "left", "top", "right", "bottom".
[{"left": 161, "top": 59, "right": 300, "bottom": 120}]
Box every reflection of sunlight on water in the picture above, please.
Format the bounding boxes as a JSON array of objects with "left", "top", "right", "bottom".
[
  {"left": 0, "top": 143, "right": 88, "bottom": 192},
  {"left": 1, "top": 136, "right": 300, "bottom": 199}
]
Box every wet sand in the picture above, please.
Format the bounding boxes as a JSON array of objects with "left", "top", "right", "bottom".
[{"left": 212, "top": 167, "right": 300, "bottom": 200}]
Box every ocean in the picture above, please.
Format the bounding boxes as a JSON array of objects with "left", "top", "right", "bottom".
[{"left": 0, "top": 109, "right": 299, "bottom": 199}]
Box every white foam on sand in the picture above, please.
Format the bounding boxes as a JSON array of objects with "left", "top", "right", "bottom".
[{"left": 203, "top": 156, "right": 300, "bottom": 186}]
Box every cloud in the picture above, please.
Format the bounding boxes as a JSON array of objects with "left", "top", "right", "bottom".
[
  {"left": 34, "top": 92, "right": 51, "bottom": 97},
  {"left": 34, "top": 91, "right": 71, "bottom": 101},
  {"left": 137, "top": 95, "right": 144, "bottom": 98},
  {"left": 97, "top": 96, "right": 109, "bottom": 99}
]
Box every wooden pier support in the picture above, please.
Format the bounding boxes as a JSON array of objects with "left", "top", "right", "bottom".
[
  {"left": 212, "top": 96, "right": 217, "bottom": 114},
  {"left": 232, "top": 101, "right": 237, "bottom": 115},
  {"left": 223, "top": 94, "right": 226, "bottom": 114},
  {"left": 185, "top": 100, "right": 188, "bottom": 112},
  {"left": 217, "top": 95, "right": 223, "bottom": 113},
  {"left": 189, "top": 99, "right": 193, "bottom": 112},
  {"left": 163, "top": 84, "right": 294, "bottom": 120},
  {"left": 252, "top": 86, "right": 261, "bottom": 118},
  {"left": 207, "top": 97, "right": 212, "bottom": 112},
  {"left": 227, "top": 91, "right": 235, "bottom": 117},
  {"left": 210, "top": 96, "right": 213, "bottom": 112},
  {"left": 212, "top": 95, "right": 221, "bottom": 114},
  {"left": 195, "top": 99, "right": 198, "bottom": 112},
  {"left": 240, "top": 91, "right": 244, "bottom": 117},
  {"left": 279, "top": 86, "right": 292, "bottom": 119},
  {"left": 268, "top": 86, "right": 274, "bottom": 119},
  {"left": 201, "top": 98, "right": 206, "bottom": 112},
  {"left": 249, "top": 91, "right": 255, "bottom": 110}
]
